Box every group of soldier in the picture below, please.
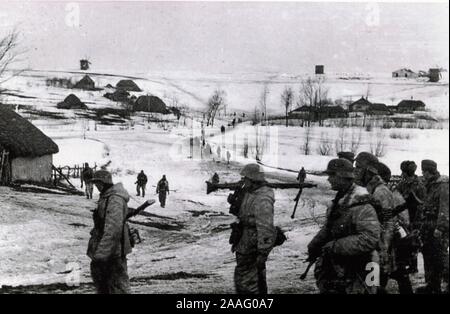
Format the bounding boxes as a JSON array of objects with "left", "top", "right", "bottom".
[
  {"left": 82, "top": 151, "right": 447, "bottom": 294},
  {"left": 80, "top": 164, "right": 169, "bottom": 208},
  {"left": 233, "top": 152, "right": 448, "bottom": 295}
]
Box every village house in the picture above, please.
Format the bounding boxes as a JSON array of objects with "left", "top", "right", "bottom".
[
  {"left": 367, "top": 103, "right": 391, "bottom": 115},
  {"left": 0, "top": 105, "right": 59, "bottom": 185},
  {"left": 133, "top": 95, "right": 169, "bottom": 114},
  {"left": 74, "top": 75, "right": 95, "bottom": 90},
  {"left": 349, "top": 97, "right": 372, "bottom": 112},
  {"left": 57, "top": 94, "right": 87, "bottom": 110},
  {"left": 289, "top": 105, "right": 347, "bottom": 121},
  {"left": 349, "top": 97, "right": 391, "bottom": 115},
  {"left": 397, "top": 99, "right": 426, "bottom": 112},
  {"left": 392, "top": 68, "right": 418, "bottom": 78},
  {"left": 116, "top": 79, "right": 142, "bottom": 92}
]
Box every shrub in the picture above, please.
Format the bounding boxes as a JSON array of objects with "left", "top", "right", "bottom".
[{"left": 389, "top": 131, "right": 412, "bottom": 140}]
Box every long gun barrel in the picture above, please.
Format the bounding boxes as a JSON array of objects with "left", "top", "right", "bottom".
[
  {"left": 206, "top": 180, "right": 316, "bottom": 194},
  {"left": 300, "top": 259, "right": 315, "bottom": 280},
  {"left": 126, "top": 199, "right": 156, "bottom": 219}
]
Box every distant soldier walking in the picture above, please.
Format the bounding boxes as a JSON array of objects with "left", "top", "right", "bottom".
[
  {"left": 87, "top": 170, "right": 132, "bottom": 294},
  {"left": 307, "top": 158, "right": 380, "bottom": 294},
  {"left": 135, "top": 170, "right": 148, "bottom": 197},
  {"left": 156, "top": 175, "right": 169, "bottom": 208},
  {"left": 297, "top": 167, "right": 306, "bottom": 183},
  {"left": 417, "top": 160, "right": 449, "bottom": 294},
  {"left": 233, "top": 164, "right": 276, "bottom": 294},
  {"left": 80, "top": 163, "right": 94, "bottom": 199}
]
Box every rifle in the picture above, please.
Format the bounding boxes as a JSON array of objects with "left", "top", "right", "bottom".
[
  {"left": 300, "top": 259, "right": 316, "bottom": 280},
  {"left": 206, "top": 180, "right": 316, "bottom": 194},
  {"left": 127, "top": 199, "right": 156, "bottom": 219},
  {"left": 206, "top": 180, "right": 317, "bottom": 217}
]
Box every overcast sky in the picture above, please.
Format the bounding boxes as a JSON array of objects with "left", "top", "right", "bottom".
[{"left": 1, "top": 1, "right": 448, "bottom": 75}]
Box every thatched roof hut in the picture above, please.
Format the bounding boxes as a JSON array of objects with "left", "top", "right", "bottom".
[
  {"left": 74, "top": 75, "right": 95, "bottom": 90},
  {"left": 0, "top": 105, "right": 59, "bottom": 158},
  {"left": 116, "top": 79, "right": 141, "bottom": 92},
  {"left": 104, "top": 89, "right": 130, "bottom": 102},
  {"left": 57, "top": 94, "right": 87, "bottom": 110},
  {"left": 0, "top": 105, "right": 59, "bottom": 184},
  {"left": 134, "top": 95, "right": 169, "bottom": 114}
]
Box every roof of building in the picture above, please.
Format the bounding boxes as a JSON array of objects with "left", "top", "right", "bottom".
[{"left": 0, "top": 104, "right": 59, "bottom": 158}]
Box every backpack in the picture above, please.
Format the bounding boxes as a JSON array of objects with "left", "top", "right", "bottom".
[
  {"left": 274, "top": 226, "right": 287, "bottom": 247},
  {"left": 83, "top": 168, "right": 94, "bottom": 181}
]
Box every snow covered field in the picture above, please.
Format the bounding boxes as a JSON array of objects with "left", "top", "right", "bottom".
[{"left": 0, "top": 69, "right": 447, "bottom": 293}]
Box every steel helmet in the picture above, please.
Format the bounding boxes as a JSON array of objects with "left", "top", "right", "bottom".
[
  {"left": 240, "top": 163, "right": 265, "bottom": 182},
  {"left": 323, "top": 158, "right": 354, "bottom": 178},
  {"left": 90, "top": 170, "right": 113, "bottom": 184},
  {"left": 355, "top": 152, "right": 379, "bottom": 174}
]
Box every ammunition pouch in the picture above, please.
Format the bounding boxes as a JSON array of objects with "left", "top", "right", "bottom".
[
  {"left": 128, "top": 226, "right": 141, "bottom": 248},
  {"left": 229, "top": 222, "right": 243, "bottom": 250},
  {"left": 227, "top": 187, "right": 246, "bottom": 216},
  {"left": 274, "top": 226, "right": 287, "bottom": 247}
]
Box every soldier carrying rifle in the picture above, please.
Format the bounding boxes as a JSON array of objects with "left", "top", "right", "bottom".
[
  {"left": 231, "top": 164, "right": 277, "bottom": 294},
  {"left": 307, "top": 158, "right": 381, "bottom": 294}
]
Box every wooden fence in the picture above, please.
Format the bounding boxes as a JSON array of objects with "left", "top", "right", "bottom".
[{"left": 51, "top": 164, "right": 98, "bottom": 185}]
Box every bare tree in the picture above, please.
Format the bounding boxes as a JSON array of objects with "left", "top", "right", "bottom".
[
  {"left": 317, "top": 132, "right": 333, "bottom": 156},
  {"left": 259, "top": 84, "right": 269, "bottom": 125},
  {"left": 281, "top": 86, "right": 294, "bottom": 127},
  {"left": 206, "top": 89, "right": 226, "bottom": 127},
  {"left": 298, "top": 77, "right": 329, "bottom": 126},
  {"left": 302, "top": 126, "right": 312, "bottom": 155},
  {"left": 370, "top": 129, "right": 386, "bottom": 157},
  {"left": 0, "top": 29, "right": 23, "bottom": 92},
  {"left": 335, "top": 127, "right": 346, "bottom": 154},
  {"left": 350, "top": 128, "right": 363, "bottom": 153}
]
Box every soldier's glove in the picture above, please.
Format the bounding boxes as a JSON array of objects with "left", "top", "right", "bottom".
[
  {"left": 307, "top": 246, "right": 321, "bottom": 261},
  {"left": 321, "top": 241, "right": 335, "bottom": 257},
  {"left": 433, "top": 229, "right": 443, "bottom": 239},
  {"left": 256, "top": 253, "right": 268, "bottom": 270}
]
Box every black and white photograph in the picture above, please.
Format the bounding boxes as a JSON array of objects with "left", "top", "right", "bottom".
[{"left": 0, "top": 0, "right": 448, "bottom": 298}]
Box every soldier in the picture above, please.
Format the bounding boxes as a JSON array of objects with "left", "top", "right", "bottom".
[
  {"left": 354, "top": 152, "right": 413, "bottom": 293},
  {"left": 396, "top": 161, "right": 426, "bottom": 274},
  {"left": 376, "top": 162, "right": 392, "bottom": 185},
  {"left": 417, "top": 160, "right": 449, "bottom": 294},
  {"left": 135, "top": 170, "right": 148, "bottom": 197},
  {"left": 307, "top": 158, "right": 380, "bottom": 294},
  {"left": 156, "top": 175, "right": 169, "bottom": 208},
  {"left": 211, "top": 172, "right": 220, "bottom": 185},
  {"left": 80, "top": 163, "right": 94, "bottom": 199},
  {"left": 87, "top": 170, "right": 132, "bottom": 294},
  {"left": 297, "top": 167, "right": 306, "bottom": 183},
  {"left": 337, "top": 151, "right": 355, "bottom": 164},
  {"left": 396, "top": 161, "right": 426, "bottom": 230},
  {"left": 234, "top": 163, "right": 276, "bottom": 294}
]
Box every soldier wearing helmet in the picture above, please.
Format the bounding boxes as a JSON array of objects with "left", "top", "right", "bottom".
[
  {"left": 396, "top": 161, "right": 426, "bottom": 274},
  {"left": 354, "top": 152, "right": 413, "bottom": 293},
  {"left": 416, "top": 160, "right": 449, "bottom": 294},
  {"left": 80, "top": 162, "right": 94, "bottom": 199},
  {"left": 233, "top": 163, "right": 276, "bottom": 294},
  {"left": 337, "top": 151, "right": 355, "bottom": 164},
  {"left": 307, "top": 158, "right": 380, "bottom": 294},
  {"left": 87, "top": 170, "right": 133, "bottom": 294}
]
